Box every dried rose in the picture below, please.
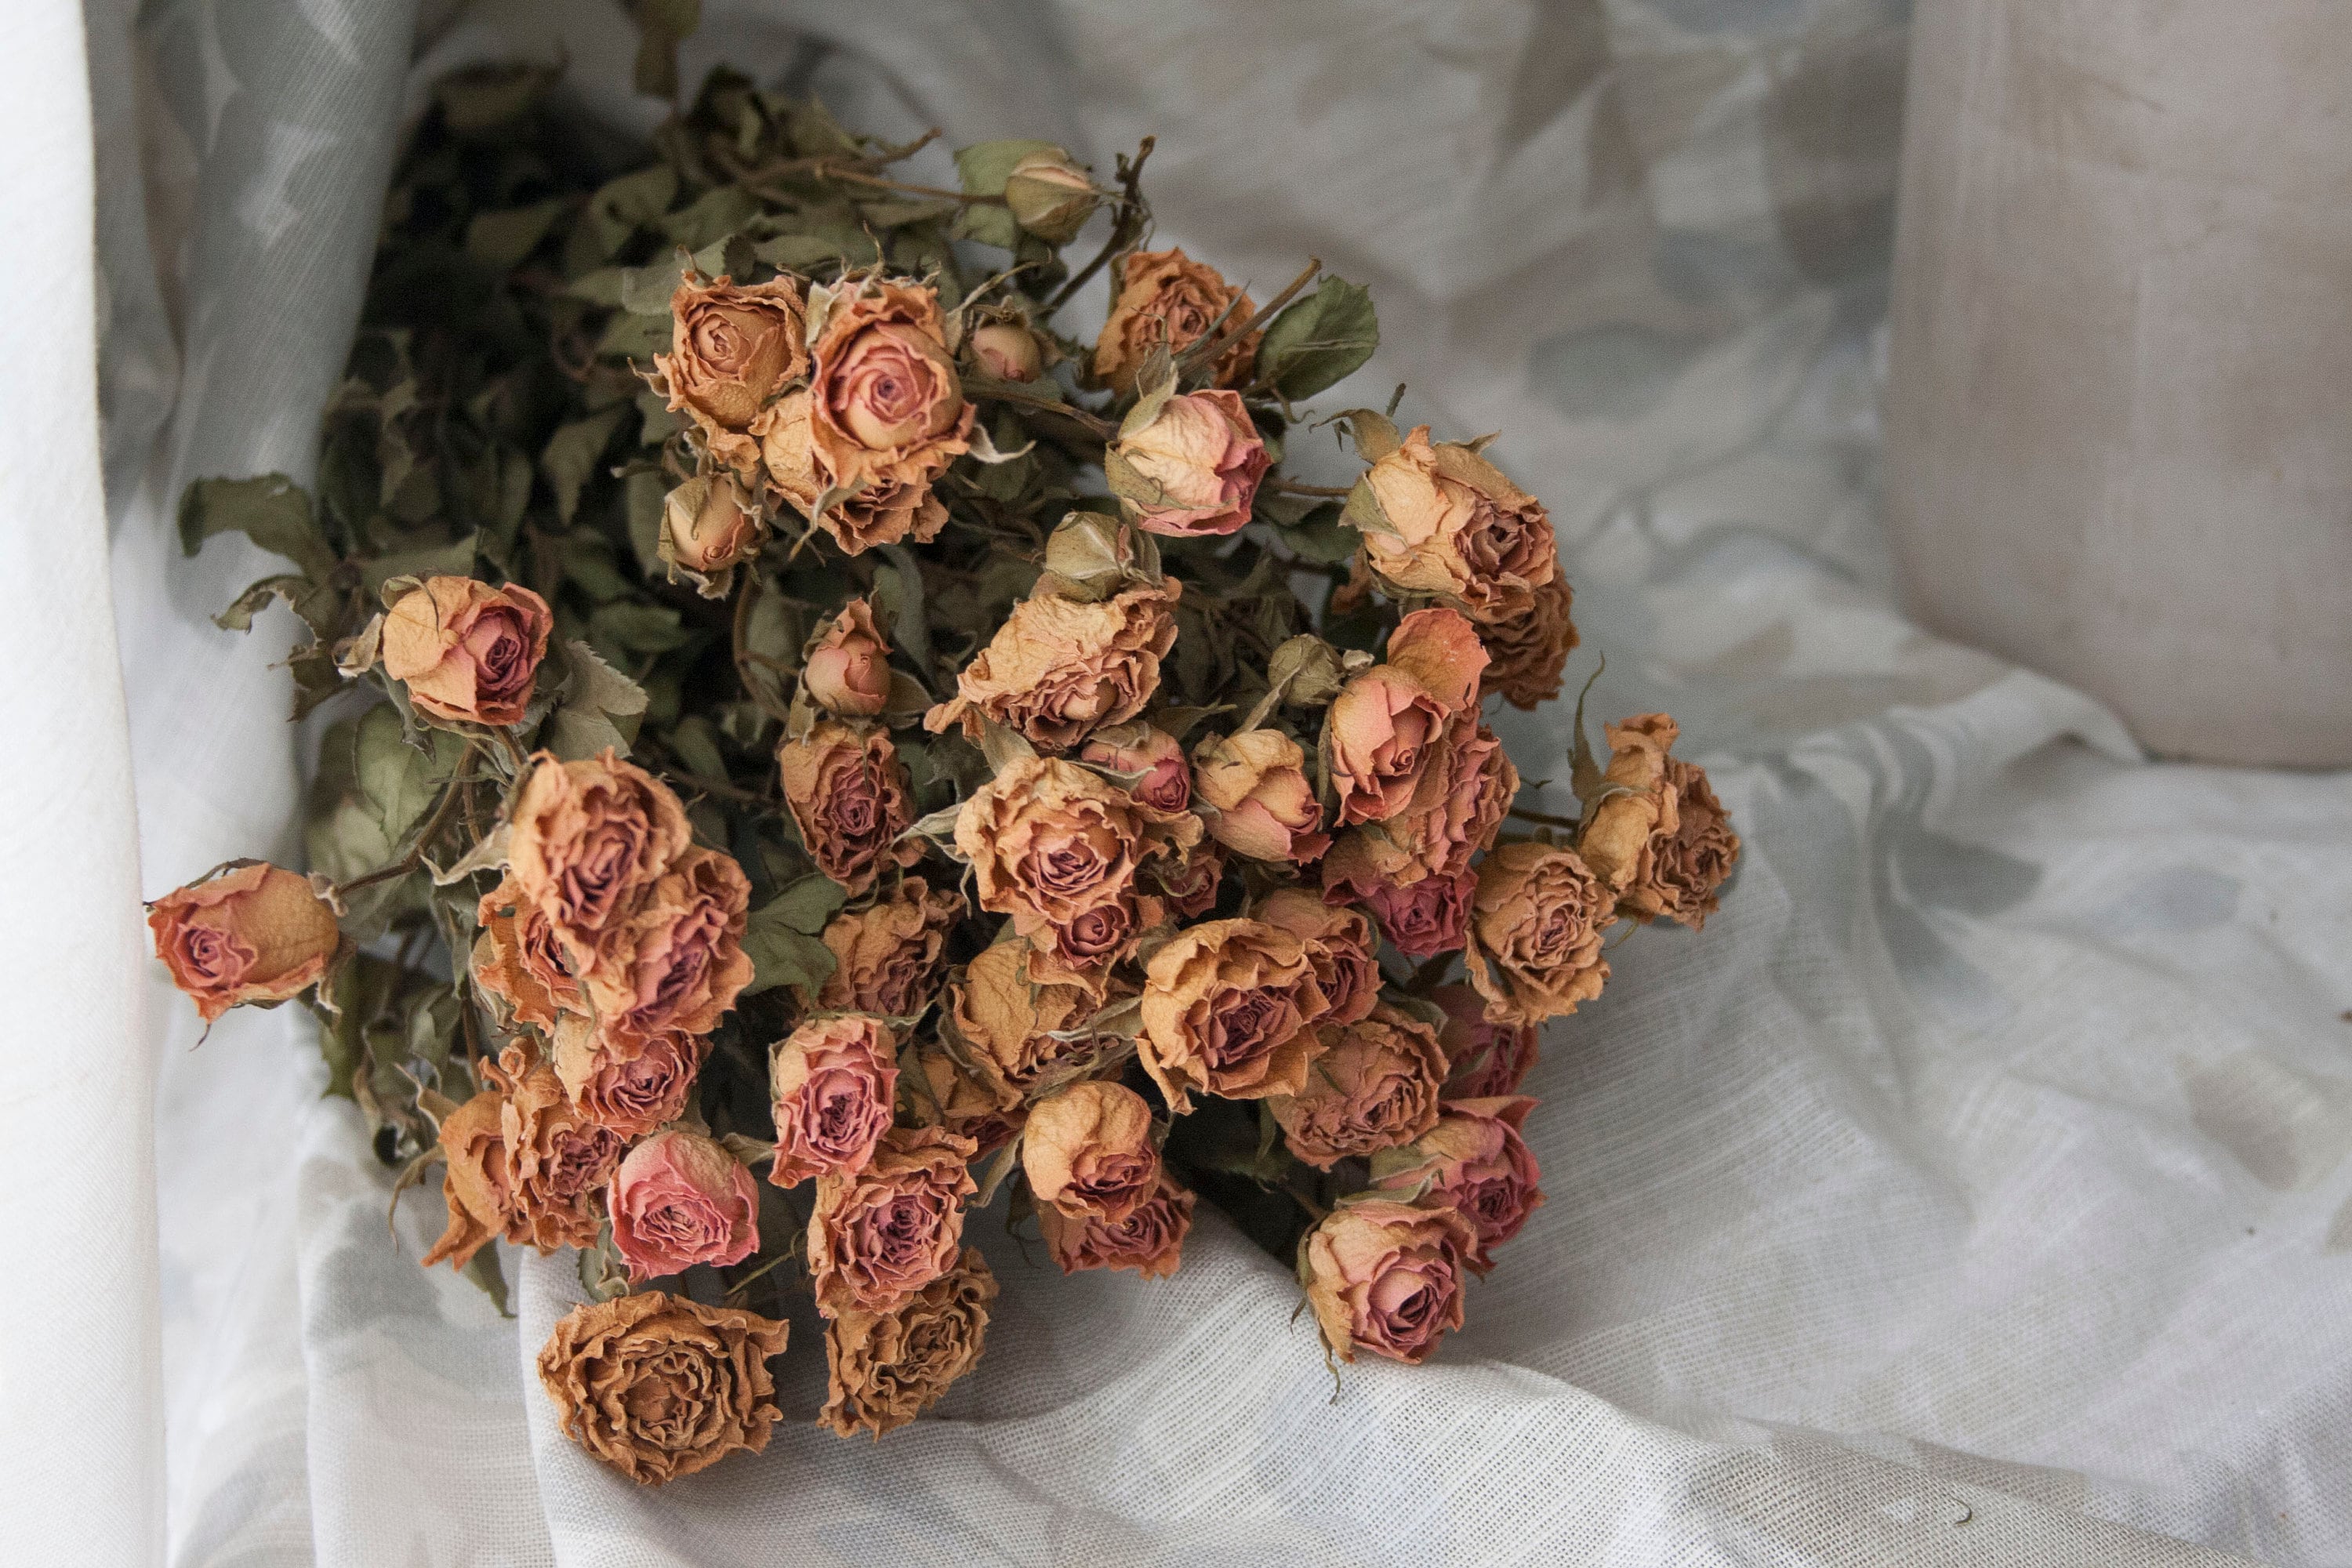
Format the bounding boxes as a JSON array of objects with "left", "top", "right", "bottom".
[
  {"left": 1038, "top": 1172, "right": 1194, "bottom": 1279},
  {"left": 472, "top": 872, "right": 581, "bottom": 1030},
  {"left": 778, "top": 721, "right": 921, "bottom": 895},
  {"left": 421, "top": 1087, "right": 506, "bottom": 1271},
  {"left": 1138, "top": 916, "right": 1330, "bottom": 1112},
  {"left": 654, "top": 271, "right": 808, "bottom": 474},
  {"left": 147, "top": 862, "right": 339, "bottom": 1023},
  {"left": 537, "top": 1291, "right": 786, "bottom": 1486},
  {"left": 1371, "top": 1096, "right": 1542, "bottom": 1272},
  {"left": 579, "top": 846, "right": 753, "bottom": 1046},
  {"left": 1094, "top": 247, "right": 1258, "bottom": 394},
  {"left": 1109, "top": 388, "right": 1269, "bottom": 539},
  {"left": 1477, "top": 572, "right": 1577, "bottom": 710},
  {"left": 969, "top": 321, "right": 1044, "bottom": 382},
  {"left": 769, "top": 1014, "right": 900, "bottom": 1188},
  {"left": 1003, "top": 147, "right": 1100, "bottom": 243},
  {"left": 1622, "top": 754, "right": 1740, "bottom": 931},
  {"left": 1326, "top": 711, "right": 1515, "bottom": 887},
  {"left": 662, "top": 473, "right": 763, "bottom": 579},
  {"left": 804, "top": 877, "right": 964, "bottom": 1018},
  {"left": 925, "top": 579, "right": 1181, "bottom": 752},
  {"left": 1254, "top": 887, "right": 1379, "bottom": 1027},
  {"left": 1022, "top": 1080, "right": 1161, "bottom": 1223},
  {"left": 1301, "top": 1200, "right": 1476, "bottom": 1365},
  {"left": 943, "top": 938, "right": 1125, "bottom": 1107},
  {"left": 1340, "top": 866, "right": 1472, "bottom": 962},
  {"left": 1577, "top": 712, "right": 1678, "bottom": 900},
  {"left": 1192, "top": 728, "right": 1327, "bottom": 863},
  {"left": 1080, "top": 722, "right": 1191, "bottom": 815},
  {"left": 508, "top": 750, "right": 692, "bottom": 960},
  {"left": 1143, "top": 839, "right": 1225, "bottom": 920},
  {"left": 1430, "top": 983, "right": 1538, "bottom": 1098},
  {"left": 495, "top": 1045, "right": 626, "bottom": 1253},
  {"left": 1357, "top": 426, "right": 1557, "bottom": 618},
  {"left": 379, "top": 575, "right": 554, "bottom": 728},
  {"left": 550, "top": 1013, "right": 704, "bottom": 1139},
  {"left": 1270, "top": 1004, "right": 1447, "bottom": 1170},
  {"left": 1327, "top": 607, "right": 1489, "bottom": 826},
  {"left": 1464, "top": 842, "right": 1612, "bottom": 1025},
  {"left": 818, "top": 1247, "right": 996, "bottom": 1439},
  {"left": 803, "top": 598, "right": 894, "bottom": 717},
  {"left": 608, "top": 1129, "right": 760, "bottom": 1280},
  {"left": 808, "top": 1125, "right": 977, "bottom": 1318},
  {"left": 902, "top": 1039, "right": 1026, "bottom": 1158},
  {"left": 808, "top": 277, "right": 972, "bottom": 492}
]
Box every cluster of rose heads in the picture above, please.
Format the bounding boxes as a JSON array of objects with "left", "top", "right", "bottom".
[{"left": 147, "top": 64, "right": 1740, "bottom": 1484}]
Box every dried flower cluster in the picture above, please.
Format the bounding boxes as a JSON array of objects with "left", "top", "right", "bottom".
[{"left": 148, "top": 49, "right": 1737, "bottom": 1483}]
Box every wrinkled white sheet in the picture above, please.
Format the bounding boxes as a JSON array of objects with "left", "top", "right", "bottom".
[{"left": 38, "top": 0, "right": 2352, "bottom": 1563}]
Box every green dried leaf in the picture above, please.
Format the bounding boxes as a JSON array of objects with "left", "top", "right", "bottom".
[
  {"left": 179, "top": 474, "right": 338, "bottom": 581},
  {"left": 589, "top": 599, "right": 691, "bottom": 655},
  {"left": 464, "top": 198, "right": 566, "bottom": 269},
  {"left": 1254, "top": 276, "right": 1378, "bottom": 401},
  {"left": 740, "top": 895, "right": 840, "bottom": 996},
  {"left": 768, "top": 872, "right": 848, "bottom": 935},
  {"left": 542, "top": 407, "right": 628, "bottom": 524},
  {"left": 542, "top": 639, "right": 650, "bottom": 760},
  {"left": 661, "top": 184, "right": 759, "bottom": 251},
  {"left": 587, "top": 165, "right": 679, "bottom": 258}
]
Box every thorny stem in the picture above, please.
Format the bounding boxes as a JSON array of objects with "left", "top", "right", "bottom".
[
  {"left": 1046, "top": 136, "right": 1155, "bottom": 317},
  {"left": 1506, "top": 804, "right": 1584, "bottom": 830}
]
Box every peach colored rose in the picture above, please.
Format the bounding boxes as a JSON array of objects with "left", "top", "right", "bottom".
[
  {"left": 494, "top": 1044, "right": 627, "bottom": 1254},
  {"left": 1142, "top": 839, "right": 1225, "bottom": 920},
  {"left": 1080, "top": 722, "right": 1191, "bottom": 815},
  {"left": 655, "top": 271, "right": 808, "bottom": 473},
  {"left": 823, "top": 474, "right": 952, "bottom": 556},
  {"left": 1371, "top": 1096, "right": 1542, "bottom": 1272},
  {"left": 808, "top": 1125, "right": 978, "bottom": 1318},
  {"left": 943, "top": 938, "right": 1127, "bottom": 1108},
  {"left": 1022, "top": 1080, "right": 1160, "bottom": 1223},
  {"left": 1327, "top": 862, "right": 1472, "bottom": 962},
  {"left": 778, "top": 721, "right": 921, "bottom": 895},
  {"left": 1357, "top": 426, "right": 1557, "bottom": 618},
  {"left": 803, "top": 598, "right": 893, "bottom": 717},
  {"left": 421, "top": 1087, "right": 506, "bottom": 1271},
  {"left": 768, "top": 1014, "right": 900, "bottom": 1188},
  {"left": 1464, "top": 842, "right": 1613, "bottom": 1025},
  {"left": 969, "top": 321, "right": 1044, "bottom": 381},
  {"left": 550, "top": 1012, "right": 704, "bottom": 1139},
  {"left": 662, "top": 474, "right": 763, "bottom": 578},
  {"left": 954, "top": 756, "right": 1197, "bottom": 984},
  {"left": 753, "top": 388, "right": 824, "bottom": 517},
  {"left": 608, "top": 1129, "right": 760, "bottom": 1281},
  {"left": 380, "top": 575, "right": 554, "bottom": 728},
  {"left": 818, "top": 1247, "right": 996, "bottom": 1439},
  {"left": 580, "top": 845, "right": 753, "bottom": 1046},
  {"left": 1578, "top": 712, "right": 1678, "bottom": 899},
  {"left": 508, "top": 750, "right": 692, "bottom": 960},
  {"left": 804, "top": 877, "right": 964, "bottom": 1018},
  {"left": 1271, "top": 1004, "right": 1447, "bottom": 1170},
  {"left": 1327, "top": 605, "right": 1492, "bottom": 821},
  {"left": 1038, "top": 1172, "right": 1193, "bottom": 1279},
  {"left": 809, "top": 277, "right": 972, "bottom": 490},
  {"left": 472, "top": 872, "right": 582, "bottom": 1030},
  {"left": 1192, "top": 728, "right": 1327, "bottom": 863},
  {"left": 147, "top": 862, "right": 340, "bottom": 1023},
  {"left": 759, "top": 345, "right": 957, "bottom": 555},
  {"left": 1622, "top": 756, "right": 1740, "bottom": 931},
  {"left": 1138, "top": 916, "right": 1330, "bottom": 1112},
  {"left": 1093, "top": 247, "right": 1259, "bottom": 394},
  {"left": 537, "top": 1291, "right": 786, "bottom": 1486},
  {"left": 902, "top": 1040, "right": 1027, "bottom": 1158},
  {"left": 1477, "top": 572, "right": 1577, "bottom": 710},
  {"left": 926, "top": 580, "right": 1181, "bottom": 753},
  {"left": 1254, "top": 887, "right": 1379, "bottom": 1028},
  {"left": 1430, "top": 983, "right": 1539, "bottom": 1099},
  {"left": 1301, "top": 1199, "right": 1475, "bottom": 1365},
  {"left": 1327, "top": 711, "right": 1515, "bottom": 887},
  {"left": 1109, "top": 388, "right": 1269, "bottom": 538}
]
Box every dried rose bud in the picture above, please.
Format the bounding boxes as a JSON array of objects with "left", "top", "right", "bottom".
[
  {"left": 1109, "top": 388, "right": 1269, "bottom": 539},
  {"left": 1266, "top": 634, "right": 1352, "bottom": 708},
  {"left": 1356, "top": 425, "right": 1557, "bottom": 619},
  {"left": 662, "top": 473, "right": 763, "bottom": 579},
  {"left": 147, "top": 862, "right": 340, "bottom": 1022},
  {"left": 607, "top": 1129, "right": 760, "bottom": 1281},
  {"left": 1040, "top": 510, "right": 1155, "bottom": 601},
  {"left": 577, "top": 846, "right": 753, "bottom": 1047},
  {"left": 1192, "top": 728, "right": 1327, "bottom": 863},
  {"left": 538, "top": 1292, "right": 786, "bottom": 1485},
  {"left": 1022, "top": 1080, "right": 1161, "bottom": 1224},
  {"left": 1094, "top": 247, "right": 1258, "bottom": 394},
  {"left": 1080, "top": 722, "right": 1191, "bottom": 815},
  {"left": 1300, "top": 1199, "right": 1475, "bottom": 1365},
  {"left": 1004, "top": 147, "right": 1101, "bottom": 245},
  {"left": 1579, "top": 713, "right": 1678, "bottom": 897},
  {"left": 969, "top": 321, "right": 1044, "bottom": 382},
  {"left": 803, "top": 598, "right": 893, "bottom": 717},
  {"left": 381, "top": 575, "right": 553, "bottom": 727},
  {"left": 1476, "top": 572, "right": 1578, "bottom": 710}
]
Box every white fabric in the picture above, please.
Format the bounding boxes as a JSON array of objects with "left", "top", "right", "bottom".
[{"left": 16, "top": 0, "right": 2347, "bottom": 1563}]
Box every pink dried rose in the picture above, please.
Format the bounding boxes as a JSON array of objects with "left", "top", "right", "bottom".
[
  {"left": 1371, "top": 1096, "right": 1543, "bottom": 1272},
  {"left": 925, "top": 579, "right": 1181, "bottom": 753},
  {"left": 818, "top": 1247, "right": 996, "bottom": 1439},
  {"left": 1301, "top": 1199, "right": 1475, "bottom": 1365},
  {"left": 778, "top": 721, "right": 922, "bottom": 895},
  {"left": 1192, "top": 728, "right": 1327, "bottom": 863},
  {"left": 970, "top": 319, "right": 1044, "bottom": 381},
  {"left": 1326, "top": 861, "right": 1472, "bottom": 962},
  {"left": 607, "top": 1129, "right": 761, "bottom": 1281},
  {"left": 943, "top": 938, "right": 1128, "bottom": 1108},
  {"left": 147, "top": 862, "right": 341, "bottom": 1023},
  {"left": 507, "top": 750, "right": 692, "bottom": 962},
  {"left": 1080, "top": 722, "right": 1192, "bottom": 815},
  {"left": 1142, "top": 839, "right": 1226, "bottom": 921},
  {"left": 1269, "top": 1004, "right": 1448, "bottom": 1170},
  {"left": 472, "top": 871, "right": 583, "bottom": 1030},
  {"left": 1476, "top": 572, "right": 1577, "bottom": 710},
  {"left": 1109, "top": 388, "right": 1270, "bottom": 538},
  {"left": 803, "top": 598, "right": 894, "bottom": 717},
  {"left": 1326, "top": 607, "right": 1489, "bottom": 827},
  {"left": 550, "top": 1013, "right": 704, "bottom": 1140},
  {"left": 579, "top": 845, "right": 753, "bottom": 1047},
  {"left": 1038, "top": 1172, "right": 1194, "bottom": 1279},
  {"left": 654, "top": 270, "right": 808, "bottom": 474},
  {"left": 421, "top": 1087, "right": 507, "bottom": 1272},
  {"left": 769, "top": 1014, "right": 900, "bottom": 1188},
  {"left": 807, "top": 1125, "right": 978, "bottom": 1318},
  {"left": 1253, "top": 887, "right": 1379, "bottom": 1027},
  {"left": 1021, "top": 1080, "right": 1161, "bottom": 1224},
  {"left": 1322, "top": 710, "right": 1515, "bottom": 889},
  {"left": 380, "top": 575, "right": 554, "bottom": 728},
  {"left": 1464, "top": 841, "right": 1613, "bottom": 1025},
  {"left": 1138, "top": 916, "right": 1330, "bottom": 1113},
  {"left": 1356, "top": 424, "right": 1558, "bottom": 619},
  {"left": 808, "top": 276, "right": 973, "bottom": 492},
  {"left": 1093, "top": 247, "right": 1259, "bottom": 394},
  {"left": 495, "top": 1044, "right": 628, "bottom": 1254},
  {"left": 1430, "top": 983, "right": 1539, "bottom": 1098}
]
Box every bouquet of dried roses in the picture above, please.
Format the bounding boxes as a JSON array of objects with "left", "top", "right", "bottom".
[{"left": 145, "top": 54, "right": 1738, "bottom": 1484}]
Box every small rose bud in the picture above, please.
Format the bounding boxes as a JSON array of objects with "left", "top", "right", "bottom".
[
  {"left": 969, "top": 321, "right": 1044, "bottom": 383},
  {"left": 662, "top": 474, "right": 764, "bottom": 579},
  {"left": 1041, "top": 510, "right": 1151, "bottom": 601},
  {"left": 1003, "top": 148, "right": 1101, "bottom": 245},
  {"left": 802, "top": 599, "right": 893, "bottom": 717},
  {"left": 1267, "top": 634, "right": 1349, "bottom": 707},
  {"left": 381, "top": 575, "right": 553, "bottom": 727},
  {"left": 147, "top": 862, "right": 342, "bottom": 1022}
]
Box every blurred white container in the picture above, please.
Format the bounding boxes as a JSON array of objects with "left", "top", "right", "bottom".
[{"left": 1884, "top": 0, "right": 2352, "bottom": 767}]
